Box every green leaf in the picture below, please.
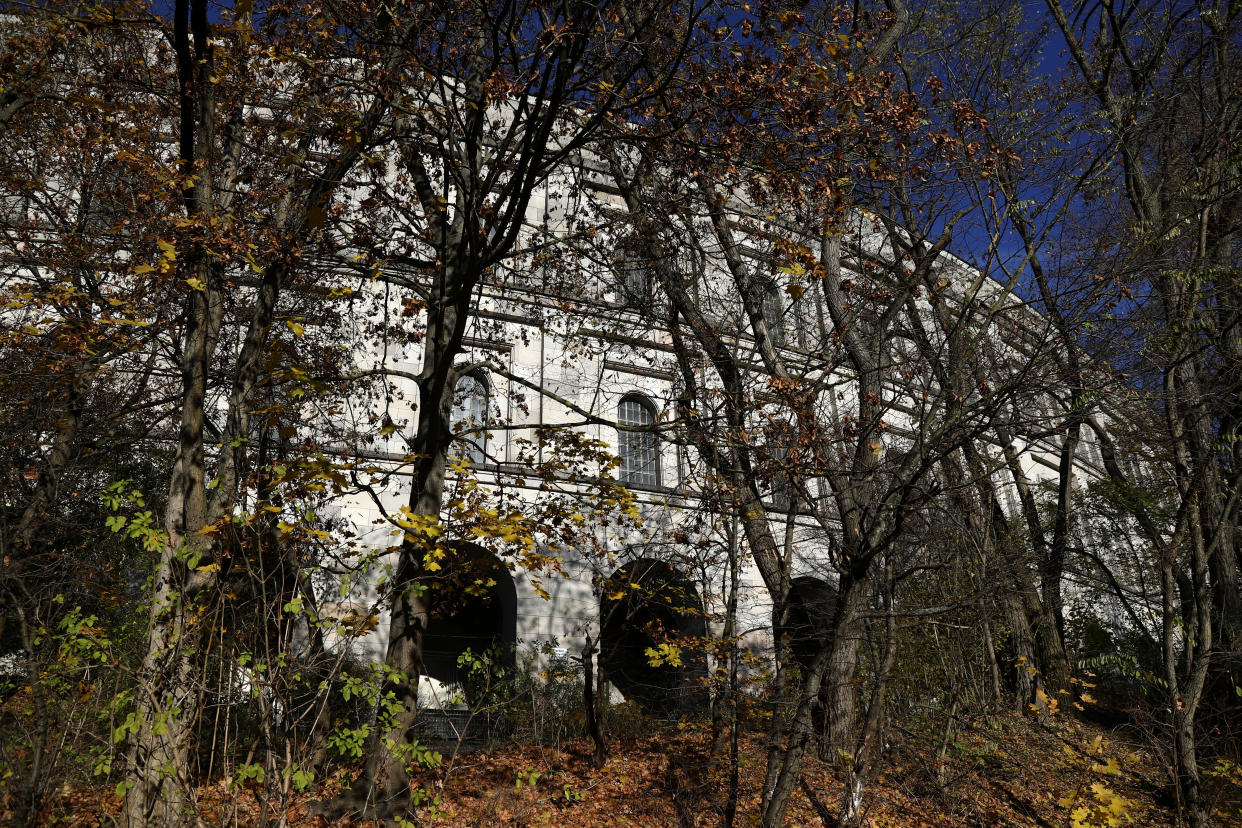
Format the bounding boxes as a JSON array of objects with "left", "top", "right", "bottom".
[{"left": 291, "top": 769, "right": 314, "bottom": 792}]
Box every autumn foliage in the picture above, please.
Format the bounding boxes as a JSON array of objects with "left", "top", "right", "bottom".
[{"left": 1, "top": 1, "right": 1240, "bottom": 827}]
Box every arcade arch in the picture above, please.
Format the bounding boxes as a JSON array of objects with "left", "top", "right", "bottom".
[{"left": 598, "top": 558, "right": 708, "bottom": 714}]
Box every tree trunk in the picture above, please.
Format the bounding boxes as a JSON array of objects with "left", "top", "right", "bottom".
[
  {"left": 1175, "top": 709, "right": 1208, "bottom": 828},
  {"left": 838, "top": 561, "right": 898, "bottom": 828},
  {"left": 1004, "top": 593, "right": 1037, "bottom": 710},
  {"left": 123, "top": 567, "right": 200, "bottom": 826},
  {"left": 124, "top": 4, "right": 217, "bottom": 820},
  {"left": 824, "top": 576, "right": 867, "bottom": 753},
  {"left": 762, "top": 574, "right": 868, "bottom": 828},
  {"left": 123, "top": 260, "right": 214, "bottom": 828},
  {"left": 358, "top": 261, "right": 471, "bottom": 817},
  {"left": 583, "top": 634, "right": 607, "bottom": 769},
  {"left": 761, "top": 638, "right": 832, "bottom": 828}
]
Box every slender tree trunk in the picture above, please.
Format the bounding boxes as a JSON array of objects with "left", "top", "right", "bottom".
[
  {"left": 1175, "top": 708, "right": 1207, "bottom": 828},
  {"left": 761, "top": 599, "right": 791, "bottom": 818},
  {"left": 712, "top": 514, "right": 739, "bottom": 758},
  {"left": 761, "top": 637, "right": 832, "bottom": 828},
  {"left": 123, "top": 258, "right": 214, "bottom": 828},
  {"left": 124, "top": 4, "right": 216, "bottom": 820},
  {"left": 582, "top": 633, "right": 607, "bottom": 769},
  {"left": 124, "top": 584, "right": 201, "bottom": 826},
  {"left": 995, "top": 434, "right": 1072, "bottom": 692},
  {"left": 361, "top": 439, "right": 439, "bottom": 815},
  {"left": 359, "top": 260, "right": 471, "bottom": 816},
  {"left": 1163, "top": 549, "right": 1211, "bottom": 828},
  {"left": 838, "top": 560, "right": 897, "bottom": 828},
  {"left": 724, "top": 512, "right": 740, "bottom": 828},
  {"left": 365, "top": 548, "right": 430, "bottom": 813},
  {"left": 980, "top": 607, "right": 1004, "bottom": 706}
]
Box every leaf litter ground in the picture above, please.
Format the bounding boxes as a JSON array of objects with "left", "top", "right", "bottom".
[{"left": 36, "top": 711, "right": 1242, "bottom": 826}]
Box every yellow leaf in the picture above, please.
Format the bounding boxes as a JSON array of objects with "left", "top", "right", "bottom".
[
  {"left": 134, "top": 264, "right": 155, "bottom": 274},
  {"left": 185, "top": 277, "right": 206, "bottom": 291},
  {"left": 1035, "top": 687, "right": 1059, "bottom": 714},
  {"left": 644, "top": 643, "right": 683, "bottom": 668},
  {"left": 1091, "top": 758, "right": 1122, "bottom": 776},
  {"left": 285, "top": 319, "right": 305, "bottom": 337}
]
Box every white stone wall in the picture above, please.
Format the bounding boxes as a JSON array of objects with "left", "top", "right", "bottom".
[{"left": 317, "top": 172, "right": 1098, "bottom": 707}]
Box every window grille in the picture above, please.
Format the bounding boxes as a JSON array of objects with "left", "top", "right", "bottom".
[
  {"left": 451, "top": 374, "right": 489, "bottom": 464},
  {"left": 762, "top": 282, "right": 785, "bottom": 347},
  {"left": 618, "top": 396, "right": 658, "bottom": 487},
  {"left": 1005, "top": 486, "right": 1021, "bottom": 518},
  {"left": 770, "top": 443, "right": 795, "bottom": 511},
  {"left": 615, "top": 243, "right": 653, "bottom": 308}
]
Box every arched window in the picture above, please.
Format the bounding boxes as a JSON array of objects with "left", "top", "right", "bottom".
[
  {"left": 451, "top": 373, "right": 489, "bottom": 464},
  {"left": 617, "top": 395, "right": 658, "bottom": 487}
]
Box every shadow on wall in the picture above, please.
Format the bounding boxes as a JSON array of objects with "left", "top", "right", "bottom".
[{"left": 598, "top": 558, "right": 709, "bottom": 716}]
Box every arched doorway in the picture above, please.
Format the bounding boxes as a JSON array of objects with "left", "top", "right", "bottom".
[
  {"left": 421, "top": 544, "right": 517, "bottom": 702},
  {"left": 780, "top": 576, "right": 837, "bottom": 673},
  {"left": 599, "top": 558, "right": 708, "bottom": 715}
]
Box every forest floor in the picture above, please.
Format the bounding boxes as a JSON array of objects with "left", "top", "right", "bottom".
[{"left": 45, "top": 710, "right": 1242, "bottom": 826}]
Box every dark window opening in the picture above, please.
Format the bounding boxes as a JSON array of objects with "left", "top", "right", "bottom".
[{"left": 614, "top": 242, "right": 653, "bottom": 309}]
